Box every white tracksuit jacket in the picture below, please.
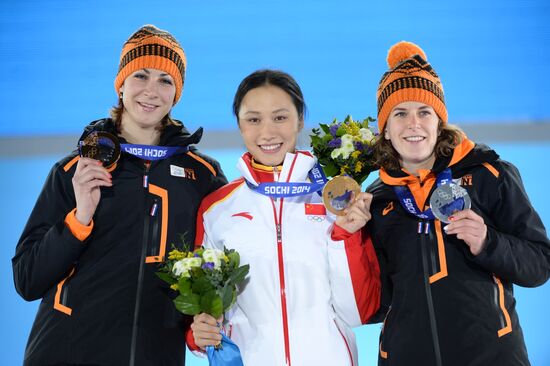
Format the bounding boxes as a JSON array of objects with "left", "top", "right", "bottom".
[{"left": 194, "top": 151, "right": 380, "bottom": 366}]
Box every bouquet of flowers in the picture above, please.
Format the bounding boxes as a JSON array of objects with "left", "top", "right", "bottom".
[
  {"left": 310, "top": 115, "right": 378, "bottom": 185},
  {"left": 156, "top": 245, "right": 250, "bottom": 319}
]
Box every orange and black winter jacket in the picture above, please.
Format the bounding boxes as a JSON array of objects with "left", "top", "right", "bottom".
[
  {"left": 12, "top": 119, "right": 227, "bottom": 366},
  {"left": 367, "top": 140, "right": 550, "bottom": 366}
]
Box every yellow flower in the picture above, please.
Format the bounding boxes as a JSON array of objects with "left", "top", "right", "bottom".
[
  {"left": 168, "top": 249, "right": 185, "bottom": 261},
  {"left": 351, "top": 150, "right": 361, "bottom": 159},
  {"left": 223, "top": 255, "right": 229, "bottom": 263},
  {"left": 340, "top": 165, "right": 349, "bottom": 174},
  {"left": 170, "top": 283, "right": 179, "bottom": 291},
  {"left": 355, "top": 160, "right": 364, "bottom": 173},
  {"left": 343, "top": 121, "right": 360, "bottom": 136}
]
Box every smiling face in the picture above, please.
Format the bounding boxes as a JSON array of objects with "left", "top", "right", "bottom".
[
  {"left": 385, "top": 101, "right": 440, "bottom": 175},
  {"left": 238, "top": 85, "right": 304, "bottom": 166},
  {"left": 119, "top": 68, "right": 176, "bottom": 130}
]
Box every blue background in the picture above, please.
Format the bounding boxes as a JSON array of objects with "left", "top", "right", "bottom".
[{"left": 1, "top": 1, "right": 549, "bottom": 365}]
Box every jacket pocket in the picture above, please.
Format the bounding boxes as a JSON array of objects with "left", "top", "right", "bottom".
[
  {"left": 379, "top": 307, "right": 391, "bottom": 360},
  {"left": 53, "top": 267, "right": 75, "bottom": 315},
  {"left": 146, "top": 184, "right": 168, "bottom": 263},
  {"left": 492, "top": 275, "right": 512, "bottom": 337}
]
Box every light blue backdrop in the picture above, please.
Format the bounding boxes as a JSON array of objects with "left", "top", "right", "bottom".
[{"left": 1, "top": 0, "right": 549, "bottom": 137}]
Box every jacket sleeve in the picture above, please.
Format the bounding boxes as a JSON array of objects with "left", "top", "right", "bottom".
[
  {"left": 326, "top": 223, "right": 381, "bottom": 327},
  {"left": 12, "top": 160, "right": 88, "bottom": 301},
  {"left": 472, "top": 161, "right": 550, "bottom": 287}
]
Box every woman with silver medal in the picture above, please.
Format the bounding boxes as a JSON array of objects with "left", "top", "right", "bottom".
[
  {"left": 12, "top": 25, "right": 227, "bottom": 366},
  {"left": 187, "top": 69, "right": 381, "bottom": 365},
  {"left": 363, "top": 41, "right": 550, "bottom": 366}
]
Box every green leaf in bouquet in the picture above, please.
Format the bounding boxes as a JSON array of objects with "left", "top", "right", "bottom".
[
  {"left": 336, "top": 125, "right": 347, "bottom": 137},
  {"left": 310, "top": 135, "right": 323, "bottom": 148},
  {"left": 174, "top": 293, "right": 201, "bottom": 315},
  {"left": 321, "top": 134, "right": 333, "bottom": 143},
  {"left": 192, "top": 275, "right": 215, "bottom": 295},
  {"left": 220, "top": 283, "right": 234, "bottom": 310},
  {"left": 178, "top": 277, "right": 192, "bottom": 295},
  {"left": 227, "top": 251, "right": 240, "bottom": 269},
  {"left": 344, "top": 115, "right": 353, "bottom": 123},
  {"left": 201, "top": 290, "right": 223, "bottom": 319},
  {"left": 155, "top": 270, "right": 177, "bottom": 285},
  {"left": 227, "top": 264, "right": 250, "bottom": 286},
  {"left": 322, "top": 163, "right": 339, "bottom": 178},
  {"left": 319, "top": 123, "right": 331, "bottom": 134}
]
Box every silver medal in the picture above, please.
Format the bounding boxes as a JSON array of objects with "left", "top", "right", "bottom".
[{"left": 429, "top": 183, "right": 471, "bottom": 223}]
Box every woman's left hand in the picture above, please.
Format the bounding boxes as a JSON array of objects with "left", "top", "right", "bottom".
[
  {"left": 335, "top": 192, "right": 373, "bottom": 234},
  {"left": 444, "top": 209, "right": 487, "bottom": 256}
]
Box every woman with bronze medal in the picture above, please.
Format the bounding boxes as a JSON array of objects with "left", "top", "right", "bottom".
[
  {"left": 187, "top": 69, "right": 381, "bottom": 365},
  {"left": 365, "top": 41, "right": 550, "bottom": 366},
  {"left": 12, "top": 25, "right": 227, "bottom": 366}
]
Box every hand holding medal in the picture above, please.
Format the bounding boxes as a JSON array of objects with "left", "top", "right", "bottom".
[{"left": 310, "top": 115, "right": 378, "bottom": 215}]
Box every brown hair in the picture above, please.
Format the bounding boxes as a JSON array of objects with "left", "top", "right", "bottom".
[
  {"left": 373, "top": 121, "right": 464, "bottom": 171},
  {"left": 109, "top": 98, "right": 178, "bottom": 133}
]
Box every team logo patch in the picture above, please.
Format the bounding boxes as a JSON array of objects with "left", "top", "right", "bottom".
[
  {"left": 382, "top": 202, "right": 394, "bottom": 216},
  {"left": 170, "top": 165, "right": 196, "bottom": 180},
  {"left": 232, "top": 212, "right": 253, "bottom": 220}
]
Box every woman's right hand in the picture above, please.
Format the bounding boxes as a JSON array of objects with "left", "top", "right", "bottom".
[
  {"left": 191, "top": 313, "right": 223, "bottom": 350},
  {"left": 335, "top": 192, "right": 373, "bottom": 233},
  {"left": 72, "top": 157, "right": 112, "bottom": 225}
]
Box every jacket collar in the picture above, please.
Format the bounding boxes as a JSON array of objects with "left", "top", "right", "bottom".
[{"left": 238, "top": 151, "right": 316, "bottom": 185}]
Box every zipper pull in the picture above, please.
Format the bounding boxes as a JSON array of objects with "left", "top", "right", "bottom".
[
  {"left": 150, "top": 200, "right": 158, "bottom": 216},
  {"left": 276, "top": 224, "right": 282, "bottom": 243},
  {"left": 143, "top": 161, "right": 151, "bottom": 188}
]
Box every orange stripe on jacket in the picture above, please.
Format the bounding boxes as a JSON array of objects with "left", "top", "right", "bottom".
[
  {"left": 54, "top": 268, "right": 75, "bottom": 315},
  {"left": 146, "top": 184, "right": 168, "bottom": 263},
  {"left": 494, "top": 276, "right": 512, "bottom": 337},
  {"left": 482, "top": 162, "right": 500, "bottom": 178},
  {"left": 429, "top": 220, "right": 448, "bottom": 283},
  {"left": 187, "top": 151, "right": 217, "bottom": 176},
  {"left": 63, "top": 156, "right": 80, "bottom": 172}
]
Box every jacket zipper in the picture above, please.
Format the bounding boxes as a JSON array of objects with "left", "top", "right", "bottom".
[
  {"left": 269, "top": 164, "right": 292, "bottom": 366},
  {"left": 149, "top": 198, "right": 160, "bottom": 257},
  {"left": 419, "top": 219, "right": 442, "bottom": 366},
  {"left": 271, "top": 197, "right": 291, "bottom": 366},
  {"left": 129, "top": 162, "right": 152, "bottom": 366}
]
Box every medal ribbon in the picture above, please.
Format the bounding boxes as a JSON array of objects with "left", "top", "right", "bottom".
[
  {"left": 120, "top": 144, "right": 189, "bottom": 160},
  {"left": 246, "top": 162, "right": 328, "bottom": 199},
  {"left": 393, "top": 168, "right": 452, "bottom": 220},
  {"left": 206, "top": 331, "right": 244, "bottom": 366}
]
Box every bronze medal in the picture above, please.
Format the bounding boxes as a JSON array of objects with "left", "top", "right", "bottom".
[
  {"left": 429, "top": 183, "right": 472, "bottom": 223},
  {"left": 78, "top": 131, "right": 121, "bottom": 169},
  {"left": 322, "top": 175, "right": 362, "bottom": 216}
]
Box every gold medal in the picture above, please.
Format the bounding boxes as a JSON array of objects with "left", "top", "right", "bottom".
[
  {"left": 322, "top": 175, "right": 362, "bottom": 216},
  {"left": 78, "top": 131, "right": 121, "bottom": 169}
]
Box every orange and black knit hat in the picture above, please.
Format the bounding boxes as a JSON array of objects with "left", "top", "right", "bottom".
[
  {"left": 376, "top": 41, "right": 447, "bottom": 132},
  {"left": 114, "top": 25, "right": 187, "bottom": 103}
]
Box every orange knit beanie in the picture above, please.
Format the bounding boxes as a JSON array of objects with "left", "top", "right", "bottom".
[
  {"left": 377, "top": 41, "right": 447, "bottom": 132},
  {"left": 114, "top": 25, "right": 186, "bottom": 104}
]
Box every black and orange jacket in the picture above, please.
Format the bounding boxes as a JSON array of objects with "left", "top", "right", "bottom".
[
  {"left": 367, "top": 139, "right": 550, "bottom": 366},
  {"left": 12, "top": 118, "right": 227, "bottom": 366}
]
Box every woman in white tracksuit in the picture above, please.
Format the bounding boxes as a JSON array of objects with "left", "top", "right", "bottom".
[{"left": 188, "top": 69, "right": 380, "bottom": 366}]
